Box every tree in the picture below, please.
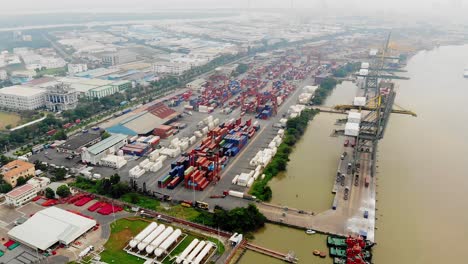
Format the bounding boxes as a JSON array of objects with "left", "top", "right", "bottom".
[
  {"left": 45, "top": 187, "right": 55, "bottom": 199},
  {"left": 127, "top": 192, "right": 140, "bottom": 204},
  {"left": 109, "top": 183, "right": 129, "bottom": 198},
  {"left": 96, "top": 178, "right": 112, "bottom": 195},
  {"left": 56, "top": 185, "right": 71, "bottom": 198},
  {"left": 53, "top": 168, "right": 66, "bottom": 181},
  {"left": 53, "top": 130, "right": 67, "bottom": 140},
  {"left": 110, "top": 174, "right": 120, "bottom": 185},
  {"left": 101, "top": 131, "right": 111, "bottom": 140},
  {"left": 16, "top": 176, "right": 28, "bottom": 186}
]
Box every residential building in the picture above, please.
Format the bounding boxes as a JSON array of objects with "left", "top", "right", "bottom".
[
  {"left": 67, "top": 64, "right": 88, "bottom": 74},
  {"left": 1, "top": 160, "right": 35, "bottom": 187},
  {"left": 81, "top": 133, "right": 128, "bottom": 165},
  {"left": 27, "top": 176, "right": 51, "bottom": 190},
  {"left": 44, "top": 83, "right": 78, "bottom": 112},
  {"left": 0, "top": 85, "right": 46, "bottom": 110}
]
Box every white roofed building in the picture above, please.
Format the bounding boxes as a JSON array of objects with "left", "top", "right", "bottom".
[
  {"left": 8, "top": 207, "right": 97, "bottom": 251},
  {"left": 0, "top": 85, "right": 46, "bottom": 110}
]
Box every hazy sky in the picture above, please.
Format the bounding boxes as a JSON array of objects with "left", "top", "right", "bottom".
[{"left": 2, "top": 0, "right": 467, "bottom": 16}]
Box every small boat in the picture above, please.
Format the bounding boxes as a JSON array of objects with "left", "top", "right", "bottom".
[
  {"left": 306, "top": 229, "right": 316, "bottom": 235},
  {"left": 313, "top": 250, "right": 321, "bottom": 256},
  {"left": 319, "top": 252, "right": 327, "bottom": 258}
]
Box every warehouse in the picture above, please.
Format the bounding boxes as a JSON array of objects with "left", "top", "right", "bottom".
[
  {"left": 107, "top": 103, "right": 179, "bottom": 136},
  {"left": 8, "top": 207, "right": 96, "bottom": 251},
  {"left": 56, "top": 132, "right": 102, "bottom": 154},
  {"left": 81, "top": 133, "right": 128, "bottom": 165}
]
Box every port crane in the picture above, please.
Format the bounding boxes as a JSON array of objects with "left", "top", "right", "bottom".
[{"left": 332, "top": 31, "right": 416, "bottom": 177}]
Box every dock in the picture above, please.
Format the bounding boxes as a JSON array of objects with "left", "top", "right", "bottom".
[
  {"left": 244, "top": 243, "right": 298, "bottom": 263},
  {"left": 311, "top": 106, "right": 348, "bottom": 115}
]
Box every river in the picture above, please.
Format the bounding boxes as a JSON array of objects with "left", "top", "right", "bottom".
[{"left": 240, "top": 45, "right": 468, "bottom": 264}]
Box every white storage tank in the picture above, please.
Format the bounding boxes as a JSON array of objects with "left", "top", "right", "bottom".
[
  {"left": 192, "top": 242, "right": 214, "bottom": 264},
  {"left": 176, "top": 239, "right": 199, "bottom": 264},
  {"left": 154, "top": 229, "right": 182, "bottom": 257},
  {"left": 184, "top": 241, "right": 206, "bottom": 264},
  {"left": 138, "top": 224, "right": 166, "bottom": 252},
  {"left": 129, "top": 222, "right": 157, "bottom": 248},
  {"left": 228, "top": 190, "right": 244, "bottom": 198},
  {"left": 145, "top": 226, "right": 172, "bottom": 254}
]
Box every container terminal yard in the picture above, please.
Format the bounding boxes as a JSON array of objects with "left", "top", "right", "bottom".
[{"left": 0, "top": 29, "right": 417, "bottom": 264}]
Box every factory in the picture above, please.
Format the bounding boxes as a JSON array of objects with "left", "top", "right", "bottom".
[
  {"left": 35, "top": 77, "right": 131, "bottom": 98},
  {"left": 56, "top": 131, "right": 102, "bottom": 154}
]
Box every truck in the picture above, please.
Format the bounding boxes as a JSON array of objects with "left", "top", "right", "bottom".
[{"left": 365, "top": 176, "right": 370, "bottom": 187}]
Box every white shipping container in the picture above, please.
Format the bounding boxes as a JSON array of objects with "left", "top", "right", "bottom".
[
  {"left": 255, "top": 165, "right": 262, "bottom": 172},
  {"left": 228, "top": 190, "right": 244, "bottom": 198},
  {"left": 213, "top": 118, "right": 220, "bottom": 126},
  {"left": 189, "top": 136, "right": 197, "bottom": 145},
  {"left": 179, "top": 141, "right": 189, "bottom": 151},
  {"left": 345, "top": 122, "right": 360, "bottom": 137},
  {"left": 277, "top": 129, "right": 285, "bottom": 137},
  {"left": 232, "top": 175, "right": 239, "bottom": 184},
  {"left": 347, "top": 112, "right": 362, "bottom": 124},
  {"left": 247, "top": 178, "right": 254, "bottom": 187},
  {"left": 156, "top": 155, "right": 167, "bottom": 163},
  {"left": 150, "top": 161, "right": 163, "bottom": 172},
  {"left": 253, "top": 171, "right": 260, "bottom": 180},
  {"left": 202, "top": 127, "right": 209, "bottom": 134},
  {"left": 361, "top": 62, "right": 369, "bottom": 69},
  {"left": 354, "top": 97, "right": 366, "bottom": 106},
  {"left": 194, "top": 131, "right": 202, "bottom": 138},
  {"left": 207, "top": 122, "right": 214, "bottom": 129}
]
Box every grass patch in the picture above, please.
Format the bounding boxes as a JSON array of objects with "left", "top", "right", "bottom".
[
  {"left": 0, "top": 111, "right": 21, "bottom": 130},
  {"left": 100, "top": 218, "right": 225, "bottom": 264},
  {"left": 121, "top": 193, "right": 160, "bottom": 211},
  {"left": 35, "top": 67, "right": 67, "bottom": 76},
  {"left": 100, "top": 218, "right": 149, "bottom": 264},
  {"left": 162, "top": 205, "right": 202, "bottom": 220}
]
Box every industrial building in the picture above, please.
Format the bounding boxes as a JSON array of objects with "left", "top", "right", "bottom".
[
  {"left": 101, "top": 50, "right": 137, "bottom": 66},
  {"left": 67, "top": 64, "right": 88, "bottom": 74},
  {"left": 107, "top": 103, "right": 179, "bottom": 136},
  {"left": 5, "top": 177, "right": 50, "bottom": 207},
  {"left": 1, "top": 160, "right": 35, "bottom": 187},
  {"left": 8, "top": 207, "right": 97, "bottom": 251},
  {"left": 44, "top": 83, "right": 79, "bottom": 112},
  {"left": 56, "top": 132, "right": 102, "bottom": 154},
  {"left": 152, "top": 62, "right": 190, "bottom": 75},
  {"left": 81, "top": 133, "right": 128, "bottom": 165},
  {"left": 0, "top": 85, "right": 46, "bottom": 110},
  {"left": 35, "top": 77, "right": 131, "bottom": 98},
  {"left": 186, "top": 78, "right": 206, "bottom": 91}
]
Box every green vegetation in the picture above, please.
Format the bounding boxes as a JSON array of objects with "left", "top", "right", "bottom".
[
  {"left": 16, "top": 176, "right": 30, "bottom": 186},
  {"left": 333, "top": 62, "right": 361, "bottom": 78},
  {"left": 100, "top": 218, "right": 149, "bottom": 264},
  {"left": 232, "top": 63, "right": 249, "bottom": 77},
  {"left": 251, "top": 109, "right": 319, "bottom": 200},
  {"left": 45, "top": 187, "right": 55, "bottom": 199},
  {"left": 34, "top": 66, "right": 67, "bottom": 77},
  {"left": 72, "top": 175, "right": 130, "bottom": 199},
  {"left": 0, "top": 174, "right": 13, "bottom": 194},
  {"left": 56, "top": 185, "right": 71, "bottom": 198},
  {"left": 0, "top": 112, "right": 21, "bottom": 130},
  {"left": 311, "top": 77, "right": 339, "bottom": 105},
  {"left": 100, "top": 218, "right": 225, "bottom": 264},
  {"left": 121, "top": 192, "right": 160, "bottom": 211},
  {"left": 191, "top": 204, "right": 266, "bottom": 234}
]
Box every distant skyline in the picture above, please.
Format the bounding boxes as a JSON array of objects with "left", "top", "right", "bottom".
[{"left": 2, "top": 0, "right": 467, "bottom": 15}]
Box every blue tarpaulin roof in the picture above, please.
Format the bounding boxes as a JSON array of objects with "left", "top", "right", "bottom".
[{"left": 107, "top": 125, "right": 137, "bottom": 136}]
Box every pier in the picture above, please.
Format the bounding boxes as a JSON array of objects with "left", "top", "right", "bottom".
[{"left": 244, "top": 243, "right": 298, "bottom": 263}]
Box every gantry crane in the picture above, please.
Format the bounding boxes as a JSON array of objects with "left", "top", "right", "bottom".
[{"left": 333, "top": 32, "right": 416, "bottom": 177}]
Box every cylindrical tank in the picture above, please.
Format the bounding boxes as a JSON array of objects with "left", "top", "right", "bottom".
[
  {"left": 175, "top": 239, "right": 199, "bottom": 264},
  {"left": 154, "top": 229, "right": 182, "bottom": 257},
  {"left": 137, "top": 224, "right": 165, "bottom": 251},
  {"left": 192, "top": 242, "right": 213, "bottom": 264},
  {"left": 145, "top": 226, "right": 173, "bottom": 254},
  {"left": 183, "top": 241, "right": 206, "bottom": 264},
  {"left": 129, "top": 222, "right": 157, "bottom": 248}
]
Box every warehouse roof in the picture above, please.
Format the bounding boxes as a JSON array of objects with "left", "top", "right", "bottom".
[
  {"left": 58, "top": 132, "right": 101, "bottom": 151},
  {"left": 8, "top": 207, "right": 96, "bottom": 250},
  {"left": 86, "top": 133, "right": 127, "bottom": 155},
  {"left": 107, "top": 125, "right": 138, "bottom": 136},
  {"left": 0, "top": 85, "right": 46, "bottom": 96},
  {"left": 123, "top": 112, "right": 163, "bottom": 135}
]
